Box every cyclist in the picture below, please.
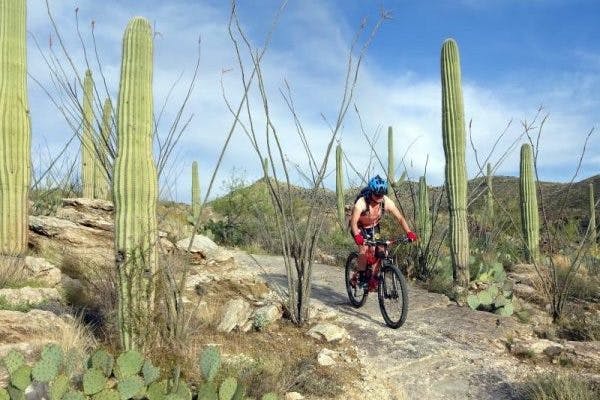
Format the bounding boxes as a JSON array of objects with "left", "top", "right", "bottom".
[{"left": 349, "top": 175, "right": 417, "bottom": 289}]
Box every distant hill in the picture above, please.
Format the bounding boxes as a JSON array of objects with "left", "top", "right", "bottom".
[{"left": 206, "top": 174, "right": 600, "bottom": 224}]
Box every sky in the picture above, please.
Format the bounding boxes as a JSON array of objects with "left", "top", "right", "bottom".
[{"left": 26, "top": 0, "right": 599, "bottom": 204}]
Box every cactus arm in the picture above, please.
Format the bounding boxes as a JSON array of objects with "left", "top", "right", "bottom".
[
  {"left": 590, "top": 183, "right": 597, "bottom": 250},
  {"left": 441, "top": 38, "right": 470, "bottom": 286},
  {"left": 95, "top": 98, "right": 112, "bottom": 200},
  {"left": 0, "top": 0, "right": 31, "bottom": 259}
]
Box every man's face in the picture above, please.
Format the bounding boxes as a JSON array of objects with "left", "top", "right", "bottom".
[{"left": 371, "top": 194, "right": 384, "bottom": 204}]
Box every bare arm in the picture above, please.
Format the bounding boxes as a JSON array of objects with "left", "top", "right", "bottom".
[
  {"left": 384, "top": 195, "right": 412, "bottom": 233},
  {"left": 349, "top": 197, "right": 366, "bottom": 236}
]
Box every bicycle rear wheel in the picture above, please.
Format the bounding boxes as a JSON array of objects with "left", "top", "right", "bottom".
[
  {"left": 378, "top": 264, "right": 408, "bottom": 328},
  {"left": 345, "top": 252, "right": 368, "bottom": 308}
]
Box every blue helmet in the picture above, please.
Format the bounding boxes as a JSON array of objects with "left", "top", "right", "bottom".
[{"left": 367, "top": 175, "right": 388, "bottom": 195}]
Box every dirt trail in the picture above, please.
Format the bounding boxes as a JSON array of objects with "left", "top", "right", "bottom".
[{"left": 234, "top": 252, "right": 540, "bottom": 400}]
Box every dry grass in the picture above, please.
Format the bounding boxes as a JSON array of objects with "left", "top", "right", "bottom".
[
  {"left": 0, "top": 255, "right": 27, "bottom": 288},
  {"left": 521, "top": 373, "right": 599, "bottom": 400}
]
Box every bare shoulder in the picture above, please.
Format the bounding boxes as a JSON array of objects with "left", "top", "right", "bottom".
[
  {"left": 383, "top": 195, "right": 396, "bottom": 206},
  {"left": 354, "top": 196, "right": 367, "bottom": 212}
]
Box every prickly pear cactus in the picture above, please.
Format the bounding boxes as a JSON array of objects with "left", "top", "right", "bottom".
[
  {"left": 0, "top": 0, "right": 31, "bottom": 259},
  {"left": 199, "top": 346, "right": 220, "bottom": 383},
  {"left": 441, "top": 38, "right": 470, "bottom": 287},
  {"left": 519, "top": 143, "right": 539, "bottom": 263},
  {"left": 113, "top": 16, "right": 158, "bottom": 351},
  {"left": 335, "top": 144, "right": 345, "bottom": 230},
  {"left": 82, "top": 69, "right": 95, "bottom": 198}
]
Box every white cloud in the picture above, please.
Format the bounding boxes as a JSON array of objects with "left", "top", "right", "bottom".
[{"left": 25, "top": 0, "right": 599, "bottom": 206}]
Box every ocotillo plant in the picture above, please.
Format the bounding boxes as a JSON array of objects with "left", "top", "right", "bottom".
[
  {"left": 589, "top": 182, "right": 597, "bottom": 250},
  {"left": 191, "top": 161, "right": 200, "bottom": 221},
  {"left": 94, "top": 98, "right": 112, "bottom": 200},
  {"left": 82, "top": 70, "right": 95, "bottom": 198},
  {"left": 0, "top": 0, "right": 31, "bottom": 260},
  {"left": 519, "top": 143, "right": 539, "bottom": 263},
  {"left": 113, "top": 17, "right": 158, "bottom": 351},
  {"left": 441, "top": 38, "right": 470, "bottom": 287},
  {"left": 335, "top": 144, "right": 345, "bottom": 230},
  {"left": 417, "top": 176, "right": 431, "bottom": 247},
  {"left": 387, "top": 126, "right": 394, "bottom": 186},
  {"left": 486, "top": 162, "right": 494, "bottom": 221}
]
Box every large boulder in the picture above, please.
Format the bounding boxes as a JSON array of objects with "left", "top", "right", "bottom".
[
  {"left": 176, "top": 235, "right": 233, "bottom": 262},
  {"left": 24, "top": 257, "right": 62, "bottom": 287},
  {"left": 217, "top": 298, "right": 253, "bottom": 333},
  {"left": 0, "top": 287, "right": 61, "bottom": 308}
]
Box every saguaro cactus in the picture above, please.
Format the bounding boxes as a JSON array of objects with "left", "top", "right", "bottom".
[
  {"left": 335, "top": 144, "right": 344, "bottom": 230},
  {"left": 95, "top": 98, "right": 112, "bottom": 200},
  {"left": 82, "top": 70, "right": 95, "bottom": 198},
  {"left": 191, "top": 161, "right": 200, "bottom": 221},
  {"left": 519, "top": 143, "right": 539, "bottom": 263},
  {"left": 486, "top": 163, "right": 494, "bottom": 220},
  {"left": 589, "top": 182, "right": 597, "bottom": 249},
  {"left": 417, "top": 176, "right": 431, "bottom": 246},
  {"left": 387, "top": 126, "right": 394, "bottom": 186},
  {"left": 0, "top": 0, "right": 31, "bottom": 259},
  {"left": 441, "top": 38, "right": 470, "bottom": 287},
  {"left": 113, "top": 17, "right": 158, "bottom": 350},
  {"left": 262, "top": 157, "right": 269, "bottom": 178}
]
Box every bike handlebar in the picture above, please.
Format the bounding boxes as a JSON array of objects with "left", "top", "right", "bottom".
[{"left": 364, "top": 237, "right": 411, "bottom": 246}]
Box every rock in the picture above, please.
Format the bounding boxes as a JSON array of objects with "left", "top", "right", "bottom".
[
  {"left": 253, "top": 304, "right": 281, "bottom": 329},
  {"left": 284, "top": 392, "right": 305, "bottom": 400},
  {"left": 29, "top": 214, "right": 114, "bottom": 267},
  {"left": 217, "top": 298, "right": 252, "bottom": 333},
  {"left": 307, "top": 323, "right": 348, "bottom": 343},
  {"left": 563, "top": 341, "right": 600, "bottom": 370},
  {"left": 0, "top": 310, "right": 72, "bottom": 345},
  {"left": 176, "top": 235, "right": 234, "bottom": 262},
  {"left": 24, "top": 257, "right": 62, "bottom": 287},
  {"left": 317, "top": 348, "right": 339, "bottom": 366},
  {"left": 510, "top": 338, "right": 562, "bottom": 358},
  {"left": 0, "top": 287, "right": 61, "bottom": 307}
]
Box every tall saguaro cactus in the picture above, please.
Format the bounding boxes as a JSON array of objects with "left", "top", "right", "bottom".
[
  {"left": 335, "top": 144, "right": 345, "bottom": 230},
  {"left": 417, "top": 176, "right": 431, "bottom": 246},
  {"left": 95, "top": 98, "right": 112, "bottom": 200},
  {"left": 191, "top": 161, "right": 200, "bottom": 221},
  {"left": 0, "top": 0, "right": 31, "bottom": 260},
  {"left": 113, "top": 17, "right": 158, "bottom": 351},
  {"left": 589, "top": 183, "right": 597, "bottom": 250},
  {"left": 441, "top": 38, "right": 470, "bottom": 287},
  {"left": 82, "top": 70, "right": 95, "bottom": 198},
  {"left": 519, "top": 143, "right": 539, "bottom": 263},
  {"left": 387, "top": 126, "right": 394, "bottom": 186},
  {"left": 486, "top": 163, "right": 494, "bottom": 220}
]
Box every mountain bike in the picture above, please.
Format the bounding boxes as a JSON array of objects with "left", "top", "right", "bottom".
[{"left": 345, "top": 237, "right": 409, "bottom": 329}]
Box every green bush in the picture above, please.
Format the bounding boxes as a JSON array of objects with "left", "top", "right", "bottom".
[{"left": 522, "top": 373, "right": 599, "bottom": 400}]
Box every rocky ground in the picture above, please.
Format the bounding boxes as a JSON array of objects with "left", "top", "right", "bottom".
[{"left": 1, "top": 198, "right": 599, "bottom": 400}]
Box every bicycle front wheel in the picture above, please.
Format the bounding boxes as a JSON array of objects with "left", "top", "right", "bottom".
[
  {"left": 378, "top": 264, "right": 408, "bottom": 328},
  {"left": 345, "top": 252, "right": 368, "bottom": 308}
]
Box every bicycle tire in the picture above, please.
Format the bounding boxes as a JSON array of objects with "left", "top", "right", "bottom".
[
  {"left": 345, "top": 252, "right": 368, "bottom": 308},
  {"left": 378, "top": 264, "right": 409, "bottom": 328}
]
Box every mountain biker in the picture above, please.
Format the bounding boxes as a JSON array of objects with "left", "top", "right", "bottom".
[{"left": 349, "top": 175, "right": 417, "bottom": 288}]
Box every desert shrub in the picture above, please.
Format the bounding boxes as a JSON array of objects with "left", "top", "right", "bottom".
[
  {"left": 521, "top": 373, "right": 599, "bottom": 400},
  {"left": 556, "top": 305, "right": 600, "bottom": 341}
]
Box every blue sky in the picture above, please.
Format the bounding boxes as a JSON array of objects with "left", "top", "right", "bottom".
[{"left": 27, "top": 0, "right": 599, "bottom": 203}]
